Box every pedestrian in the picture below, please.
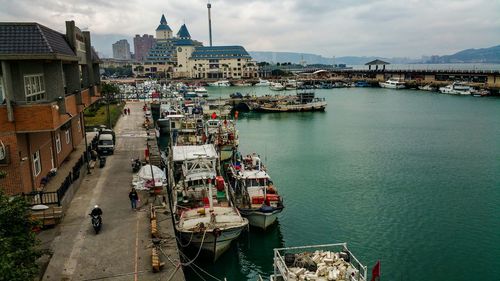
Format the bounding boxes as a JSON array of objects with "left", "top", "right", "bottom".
[
  {"left": 129, "top": 188, "right": 139, "bottom": 210},
  {"left": 127, "top": 107, "right": 131, "bottom": 115},
  {"left": 123, "top": 108, "right": 127, "bottom": 115}
]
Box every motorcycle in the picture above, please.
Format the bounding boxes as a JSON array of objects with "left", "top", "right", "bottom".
[
  {"left": 90, "top": 214, "right": 102, "bottom": 234},
  {"left": 132, "top": 158, "right": 142, "bottom": 173}
]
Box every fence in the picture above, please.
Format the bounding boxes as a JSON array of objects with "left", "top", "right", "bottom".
[{"left": 23, "top": 144, "right": 91, "bottom": 206}]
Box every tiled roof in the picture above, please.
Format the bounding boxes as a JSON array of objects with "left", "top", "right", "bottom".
[
  {"left": 177, "top": 24, "right": 191, "bottom": 39},
  {"left": 0, "top": 22, "right": 75, "bottom": 57},
  {"left": 191, "top": 46, "right": 252, "bottom": 59},
  {"left": 173, "top": 38, "right": 195, "bottom": 46}
]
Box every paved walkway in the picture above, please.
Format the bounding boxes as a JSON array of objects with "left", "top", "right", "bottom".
[{"left": 41, "top": 102, "right": 184, "bottom": 281}]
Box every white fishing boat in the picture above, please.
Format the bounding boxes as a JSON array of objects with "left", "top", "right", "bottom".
[
  {"left": 207, "top": 80, "right": 231, "bottom": 87},
  {"left": 226, "top": 154, "right": 284, "bottom": 230},
  {"left": 379, "top": 78, "right": 406, "bottom": 89},
  {"left": 439, "top": 82, "right": 474, "bottom": 95},
  {"left": 204, "top": 119, "right": 239, "bottom": 161},
  {"left": 256, "top": 91, "right": 327, "bottom": 112},
  {"left": 284, "top": 80, "right": 303, "bottom": 90},
  {"left": 270, "top": 82, "right": 285, "bottom": 91},
  {"left": 254, "top": 78, "right": 271, "bottom": 87},
  {"left": 171, "top": 145, "right": 248, "bottom": 261},
  {"left": 269, "top": 243, "right": 368, "bottom": 281}
]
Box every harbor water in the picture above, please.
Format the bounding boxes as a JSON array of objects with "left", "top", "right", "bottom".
[{"left": 173, "top": 86, "right": 500, "bottom": 281}]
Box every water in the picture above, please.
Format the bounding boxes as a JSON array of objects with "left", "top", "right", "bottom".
[{"left": 178, "top": 86, "right": 500, "bottom": 281}]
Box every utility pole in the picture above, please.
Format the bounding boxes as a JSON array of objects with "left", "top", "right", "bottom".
[{"left": 106, "top": 93, "right": 111, "bottom": 129}]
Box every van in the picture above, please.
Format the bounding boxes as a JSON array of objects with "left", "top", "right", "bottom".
[{"left": 97, "top": 134, "right": 114, "bottom": 155}]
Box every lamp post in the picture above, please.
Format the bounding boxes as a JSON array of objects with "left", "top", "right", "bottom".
[{"left": 80, "top": 104, "right": 91, "bottom": 175}]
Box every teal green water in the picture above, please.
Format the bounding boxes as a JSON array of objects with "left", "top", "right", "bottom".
[{"left": 180, "top": 86, "right": 500, "bottom": 281}]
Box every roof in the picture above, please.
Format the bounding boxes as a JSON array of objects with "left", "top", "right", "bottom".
[
  {"left": 0, "top": 22, "right": 76, "bottom": 59},
  {"left": 156, "top": 14, "right": 172, "bottom": 31},
  {"left": 177, "top": 24, "right": 191, "bottom": 38},
  {"left": 191, "top": 46, "right": 252, "bottom": 59},
  {"left": 173, "top": 38, "right": 195, "bottom": 46},
  {"left": 172, "top": 144, "right": 218, "bottom": 162},
  {"left": 365, "top": 59, "right": 390, "bottom": 65}
]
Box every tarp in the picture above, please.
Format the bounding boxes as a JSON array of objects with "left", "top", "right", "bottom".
[
  {"left": 172, "top": 144, "right": 218, "bottom": 162},
  {"left": 132, "top": 165, "right": 166, "bottom": 190}
]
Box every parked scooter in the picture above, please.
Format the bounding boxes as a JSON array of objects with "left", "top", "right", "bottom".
[{"left": 132, "top": 158, "right": 142, "bottom": 173}]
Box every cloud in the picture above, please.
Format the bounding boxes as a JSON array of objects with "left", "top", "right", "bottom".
[{"left": 0, "top": 0, "right": 499, "bottom": 58}]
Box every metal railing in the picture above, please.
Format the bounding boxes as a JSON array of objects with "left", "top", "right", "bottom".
[{"left": 23, "top": 150, "right": 89, "bottom": 206}]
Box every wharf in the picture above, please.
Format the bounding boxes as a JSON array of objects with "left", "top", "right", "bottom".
[{"left": 40, "top": 102, "right": 184, "bottom": 281}]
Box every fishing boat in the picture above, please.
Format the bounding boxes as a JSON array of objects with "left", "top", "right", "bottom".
[
  {"left": 269, "top": 242, "right": 368, "bottom": 281},
  {"left": 254, "top": 78, "right": 271, "bottom": 87},
  {"left": 439, "top": 82, "right": 474, "bottom": 95},
  {"left": 225, "top": 153, "right": 284, "bottom": 230},
  {"left": 204, "top": 119, "right": 239, "bottom": 162},
  {"left": 379, "top": 78, "right": 405, "bottom": 89},
  {"left": 256, "top": 91, "right": 327, "bottom": 112},
  {"left": 171, "top": 145, "right": 248, "bottom": 261},
  {"left": 207, "top": 80, "right": 231, "bottom": 87},
  {"left": 270, "top": 82, "right": 286, "bottom": 91}
]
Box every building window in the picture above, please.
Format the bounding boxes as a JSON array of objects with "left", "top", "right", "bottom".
[
  {"left": 33, "top": 150, "right": 41, "bottom": 176},
  {"left": 65, "top": 130, "right": 70, "bottom": 144},
  {"left": 24, "top": 74, "right": 46, "bottom": 102},
  {"left": 56, "top": 133, "right": 61, "bottom": 153}
]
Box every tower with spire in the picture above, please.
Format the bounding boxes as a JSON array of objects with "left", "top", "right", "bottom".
[{"left": 155, "top": 14, "right": 172, "bottom": 39}]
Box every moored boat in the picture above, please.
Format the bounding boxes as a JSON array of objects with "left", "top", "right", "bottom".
[
  {"left": 270, "top": 82, "right": 285, "bottom": 91},
  {"left": 225, "top": 153, "right": 284, "bottom": 230},
  {"left": 256, "top": 91, "right": 327, "bottom": 112},
  {"left": 379, "top": 78, "right": 405, "bottom": 89},
  {"left": 207, "top": 80, "right": 231, "bottom": 87},
  {"left": 439, "top": 82, "right": 474, "bottom": 95},
  {"left": 418, "top": 84, "right": 436, "bottom": 91},
  {"left": 269, "top": 242, "right": 368, "bottom": 281},
  {"left": 254, "top": 78, "right": 271, "bottom": 87},
  {"left": 171, "top": 144, "right": 248, "bottom": 261}
]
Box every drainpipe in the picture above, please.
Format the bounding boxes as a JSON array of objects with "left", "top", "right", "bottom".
[
  {"left": 1, "top": 61, "right": 15, "bottom": 122},
  {"left": 26, "top": 134, "right": 36, "bottom": 192}
]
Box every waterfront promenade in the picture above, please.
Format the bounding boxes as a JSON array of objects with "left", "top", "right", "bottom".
[{"left": 40, "top": 102, "right": 184, "bottom": 281}]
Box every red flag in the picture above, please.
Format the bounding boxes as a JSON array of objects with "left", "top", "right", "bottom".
[
  {"left": 234, "top": 110, "right": 239, "bottom": 120},
  {"left": 211, "top": 112, "right": 217, "bottom": 119},
  {"left": 370, "top": 261, "right": 380, "bottom": 281}
]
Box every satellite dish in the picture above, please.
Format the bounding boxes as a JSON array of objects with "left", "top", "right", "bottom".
[{"left": 0, "top": 140, "right": 6, "bottom": 160}]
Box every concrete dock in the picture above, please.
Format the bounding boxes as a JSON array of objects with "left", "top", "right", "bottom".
[{"left": 40, "top": 102, "right": 184, "bottom": 281}]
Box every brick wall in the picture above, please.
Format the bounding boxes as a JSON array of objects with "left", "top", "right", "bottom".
[
  {"left": 0, "top": 133, "right": 23, "bottom": 195},
  {"left": 29, "top": 132, "right": 54, "bottom": 190},
  {"left": 71, "top": 115, "right": 84, "bottom": 147},
  {"left": 54, "top": 128, "right": 73, "bottom": 167}
]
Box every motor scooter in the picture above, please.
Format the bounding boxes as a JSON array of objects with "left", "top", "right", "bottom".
[{"left": 90, "top": 214, "right": 102, "bottom": 234}]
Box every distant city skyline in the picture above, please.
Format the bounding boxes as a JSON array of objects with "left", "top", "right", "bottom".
[{"left": 1, "top": 0, "right": 499, "bottom": 59}]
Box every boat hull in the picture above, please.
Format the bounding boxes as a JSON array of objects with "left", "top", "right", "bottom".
[
  {"left": 256, "top": 102, "right": 327, "bottom": 112},
  {"left": 178, "top": 223, "right": 247, "bottom": 261},
  {"left": 240, "top": 209, "right": 280, "bottom": 230},
  {"left": 379, "top": 82, "right": 405, "bottom": 89}
]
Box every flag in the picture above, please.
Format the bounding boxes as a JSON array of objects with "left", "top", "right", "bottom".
[
  {"left": 370, "top": 260, "right": 380, "bottom": 281},
  {"left": 211, "top": 112, "right": 217, "bottom": 119},
  {"left": 234, "top": 110, "right": 239, "bottom": 120}
]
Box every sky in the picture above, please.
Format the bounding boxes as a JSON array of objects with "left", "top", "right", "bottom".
[{"left": 1, "top": 0, "right": 499, "bottom": 58}]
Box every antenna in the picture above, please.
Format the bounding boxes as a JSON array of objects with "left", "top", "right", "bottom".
[{"left": 207, "top": 0, "right": 213, "bottom": 46}]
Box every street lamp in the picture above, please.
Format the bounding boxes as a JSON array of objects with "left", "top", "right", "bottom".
[{"left": 79, "top": 103, "right": 91, "bottom": 175}]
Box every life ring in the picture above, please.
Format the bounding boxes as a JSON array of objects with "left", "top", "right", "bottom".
[{"left": 213, "top": 228, "right": 222, "bottom": 238}]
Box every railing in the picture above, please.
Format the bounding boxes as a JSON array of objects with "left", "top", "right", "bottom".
[{"left": 23, "top": 148, "right": 90, "bottom": 206}]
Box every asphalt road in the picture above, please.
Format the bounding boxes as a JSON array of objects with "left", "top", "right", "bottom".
[{"left": 42, "top": 102, "right": 184, "bottom": 281}]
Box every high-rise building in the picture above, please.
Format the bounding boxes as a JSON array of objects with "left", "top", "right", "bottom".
[
  {"left": 133, "top": 34, "right": 155, "bottom": 62},
  {"left": 112, "top": 39, "right": 131, "bottom": 60}
]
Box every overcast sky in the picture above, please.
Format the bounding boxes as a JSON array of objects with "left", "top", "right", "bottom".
[{"left": 1, "top": 0, "right": 499, "bottom": 58}]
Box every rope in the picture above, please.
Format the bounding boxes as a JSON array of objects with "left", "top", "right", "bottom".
[
  {"left": 179, "top": 251, "right": 224, "bottom": 281},
  {"left": 180, "top": 228, "right": 207, "bottom": 266},
  {"left": 176, "top": 229, "right": 194, "bottom": 248}
]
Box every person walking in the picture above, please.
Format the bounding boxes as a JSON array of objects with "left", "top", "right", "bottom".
[
  {"left": 129, "top": 188, "right": 139, "bottom": 210},
  {"left": 127, "top": 107, "right": 131, "bottom": 115}
]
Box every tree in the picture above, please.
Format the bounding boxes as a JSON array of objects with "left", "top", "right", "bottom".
[{"left": 0, "top": 181, "right": 42, "bottom": 281}]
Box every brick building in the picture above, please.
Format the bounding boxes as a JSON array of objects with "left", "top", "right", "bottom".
[
  {"left": 133, "top": 34, "right": 155, "bottom": 62},
  {"left": 0, "top": 21, "right": 101, "bottom": 195}
]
